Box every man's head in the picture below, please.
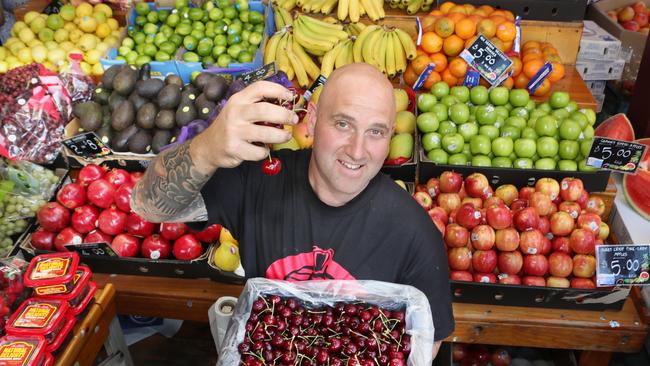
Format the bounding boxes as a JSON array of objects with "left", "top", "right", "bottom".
[{"left": 307, "top": 63, "right": 396, "bottom": 207}]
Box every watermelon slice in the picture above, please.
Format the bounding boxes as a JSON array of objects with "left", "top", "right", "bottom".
[
  {"left": 623, "top": 169, "right": 650, "bottom": 220},
  {"left": 594, "top": 113, "right": 635, "bottom": 141},
  {"left": 635, "top": 138, "right": 650, "bottom": 170}
]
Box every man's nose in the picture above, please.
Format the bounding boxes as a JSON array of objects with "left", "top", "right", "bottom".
[{"left": 344, "top": 132, "right": 365, "bottom": 161}]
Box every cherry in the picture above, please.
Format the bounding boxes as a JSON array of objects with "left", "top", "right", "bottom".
[{"left": 262, "top": 156, "right": 282, "bottom": 176}]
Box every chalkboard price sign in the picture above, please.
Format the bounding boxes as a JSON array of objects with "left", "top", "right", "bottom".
[
  {"left": 586, "top": 137, "right": 647, "bottom": 174},
  {"left": 596, "top": 244, "right": 650, "bottom": 286},
  {"left": 61, "top": 132, "right": 112, "bottom": 159},
  {"left": 64, "top": 242, "right": 118, "bottom": 257}
]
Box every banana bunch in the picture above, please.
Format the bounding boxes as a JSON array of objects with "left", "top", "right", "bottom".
[
  {"left": 273, "top": 0, "right": 297, "bottom": 11},
  {"left": 320, "top": 39, "right": 354, "bottom": 77},
  {"left": 352, "top": 26, "right": 416, "bottom": 78},
  {"left": 344, "top": 22, "right": 366, "bottom": 37},
  {"left": 264, "top": 28, "right": 321, "bottom": 88},
  {"left": 274, "top": 6, "right": 293, "bottom": 29},
  {"left": 387, "top": 0, "right": 434, "bottom": 14},
  {"left": 339, "top": 0, "right": 385, "bottom": 21},
  {"left": 292, "top": 15, "right": 349, "bottom": 57}
]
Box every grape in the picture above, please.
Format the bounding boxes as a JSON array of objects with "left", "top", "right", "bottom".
[
  {"left": 5, "top": 205, "right": 14, "bottom": 213},
  {"left": 2, "top": 238, "right": 12, "bottom": 247}
]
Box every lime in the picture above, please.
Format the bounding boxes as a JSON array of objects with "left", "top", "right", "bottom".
[
  {"left": 122, "top": 37, "right": 135, "bottom": 49},
  {"left": 248, "top": 44, "right": 258, "bottom": 55},
  {"left": 249, "top": 11, "right": 264, "bottom": 25},
  {"left": 133, "top": 32, "right": 146, "bottom": 44},
  {"left": 241, "top": 29, "right": 250, "bottom": 42},
  {"left": 135, "top": 2, "right": 151, "bottom": 16},
  {"left": 243, "top": 23, "right": 253, "bottom": 31},
  {"left": 189, "top": 8, "right": 204, "bottom": 21},
  {"left": 159, "top": 41, "right": 176, "bottom": 55},
  {"left": 166, "top": 13, "right": 180, "bottom": 27},
  {"left": 236, "top": 0, "right": 249, "bottom": 11},
  {"left": 160, "top": 25, "right": 173, "bottom": 36},
  {"left": 206, "top": 21, "right": 215, "bottom": 29},
  {"left": 214, "top": 34, "right": 227, "bottom": 46},
  {"left": 192, "top": 21, "right": 205, "bottom": 31},
  {"left": 197, "top": 40, "right": 212, "bottom": 56},
  {"left": 203, "top": 55, "right": 215, "bottom": 65},
  {"left": 223, "top": 7, "right": 237, "bottom": 19},
  {"left": 146, "top": 11, "right": 159, "bottom": 24},
  {"left": 175, "top": 23, "right": 192, "bottom": 36},
  {"left": 143, "top": 23, "right": 158, "bottom": 35},
  {"left": 125, "top": 50, "right": 138, "bottom": 64},
  {"left": 115, "top": 55, "right": 126, "bottom": 61},
  {"left": 209, "top": 8, "right": 224, "bottom": 21},
  {"left": 214, "top": 21, "right": 227, "bottom": 34},
  {"left": 240, "top": 40, "right": 250, "bottom": 49},
  {"left": 191, "top": 30, "right": 205, "bottom": 40},
  {"left": 212, "top": 45, "right": 226, "bottom": 58},
  {"left": 135, "top": 44, "right": 145, "bottom": 54},
  {"left": 254, "top": 24, "right": 264, "bottom": 34},
  {"left": 201, "top": 12, "right": 210, "bottom": 23},
  {"left": 153, "top": 33, "right": 165, "bottom": 46},
  {"left": 176, "top": 0, "right": 189, "bottom": 8},
  {"left": 169, "top": 34, "right": 183, "bottom": 46},
  {"left": 237, "top": 51, "right": 252, "bottom": 63},
  {"left": 183, "top": 35, "right": 197, "bottom": 51},
  {"left": 143, "top": 44, "right": 158, "bottom": 57},
  {"left": 158, "top": 10, "right": 170, "bottom": 23},
  {"left": 227, "top": 44, "right": 242, "bottom": 58},
  {"left": 179, "top": 7, "right": 190, "bottom": 20},
  {"left": 155, "top": 51, "right": 171, "bottom": 61},
  {"left": 217, "top": 53, "right": 232, "bottom": 67},
  {"left": 145, "top": 34, "right": 155, "bottom": 44},
  {"left": 202, "top": 1, "right": 215, "bottom": 11},
  {"left": 135, "top": 16, "right": 147, "bottom": 27},
  {"left": 205, "top": 28, "right": 216, "bottom": 38},
  {"left": 217, "top": 0, "right": 231, "bottom": 8},
  {"left": 118, "top": 46, "right": 130, "bottom": 56},
  {"left": 183, "top": 51, "right": 200, "bottom": 62},
  {"left": 239, "top": 10, "right": 249, "bottom": 23},
  {"left": 226, "top": 34, "right": 241, "bottom": 45},
  {"left": 248, "top": 32, "right": 262, "bottom": 45}
]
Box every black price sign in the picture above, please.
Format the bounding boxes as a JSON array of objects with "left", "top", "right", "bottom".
[
  {"left": 586, "top": 137, "right": 647, "bottom": 174},
  {"left": 596, "top": 244, "right": 650, "bottom": 286},
  {"left": 61, "top": 132, "right": 112, "bottom": 159},
  {"left": 459, "top": 35, "right": 512, "bottom": 85},
  {"left": 236, "top": 62, "right": 277, "bottom": 85},
  {"left": 64, "top": 242, "right": 118, "bottom": 257}
]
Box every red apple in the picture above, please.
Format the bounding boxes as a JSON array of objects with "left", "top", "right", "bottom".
[
  {"left": 546, "top": 276, "right": 570, "bottom": 288},
  {"left": 520, "top": 229, "right": 545, "bottom": 255},
  {"left": 552, "top": 236, "right": 572, "bottom": 255},
  {"left": 498, "top": 250, "right": 523, "bottom": 275},
  {"left": 618, "top": 6, "right": 636, "bottom": 22},
  {"left": 461, "top": 197, "right": 483, "bottom": 209},
  {"left": 495, "top": 228, "right": 520, "bottom": 251},
  {"left": 481, "top": 186, "right": 494, "bottom": 200},
  {"left": 484, "top": 196, "right": 505, "bottom": 208},
  {"left": 458, "top": 185, "right": 467, "bottom": 200},
  {"left": 426, "top": 178, "right": 440, "bottom": 198},
  {"left": 571, "top": 277, "right": 596, "bottom": 289},
  {"left": 573, "top": 254, "right": 596, "bottom": 278},
  {"left": 540, "top": 236, "right": 552, "bottom": 255},
  {"left": 633, "top": 1, "right": 647, "bottom": 14},
  {"left": 491, "top": 348, "right": 512, "bottom": 366},
  {"left": 529, "top": 191, "right": 553, "bottom": 216},
  {"left": 464, "top": 173, "right": 490, "bottom": 198},
  {"left": 519, "top": 187, "right": 535, "bottom": 200},
  {"left": 54, "top": 227, "right": 83, "bottom": 251},
  {"left": 472, "top": 249, "right": 497, "bottom": 273},
  {"left": 470, "top": 224, "right": 495, "bottom": 250},
  {"left": 513, "top": 207, "right": 540, "bottom": 231},
  {"left": 607, "top": 10, "right": 619, "bottom": 21},
  {"left": 550, "top": 211, "right": 575, "bottom": 236},
  {"left": 485, "top": 204, "right": 512, "bottom": 230},
  {"left": 599, "top": 222, "right": 610, "bottom": 240},
  {"left": 549, "top": 252, "right": 573, "bottom": 277},
  {"left": 522, "top": 276, "right": 546, "bottom": 287},
  {"left": 510, "top": 198, "right": 528, "bottom": 212},
  {"left": 560, "top": 177, "right": 584, "bottom": 202},
  {"left": 535, "top": 177, "right": 560, "bottom": 200},
  {"left": 160, "top": 223, "right": 189, "bottom": 241},
  {"left": 623, "top": 20, "right": 641, "bottom": 31},
  {"left": 473, "top": 273, "right": 497, "bottom": 283},
  {"left": 570, "top": 228, "right": 596, "bottom": 255},
  {"left": 111, "top": 233, "right": 140, "bottom": 257},
  {"left": 433, "top": 217, "right": 446, "bottom": 235},
  {"left": 498, "top": 274, "right": 521, "bottom": 285},
  {"left": 173, "top": 234, "right": 204, "bottom": 260},
  {"left": 538, "top": 216, "right": 550, "bottom": 235},
  {"left": 576, "top": 189, "right": 589, "bottom": 209},
  {"left": 577, "top": 213, "right": 601, "bottom": 236},
  {"left": 444, "top": 223, "right": 469, "bottom": 247},
  {"left": 414, "top": 184, "right": 426, "bottom": 194},
  {"left": 428, "top": 206, "right": 448, "bottom": 225},
  {"left": 495, "top": 184, "right": 518, "bottom": 206},
  {"left": 559, "top": 201, "right": 581, "bottom": 219},
  {"left": 449, "top": 209, "right": 458, "bottom": 223},
  {"left": 437, "top": 193, "right": 461, "bottom": 214},
  {"left": 523, "top": 254, "right": 548, "bottom": 276},
  {"left": 456, "top": 203, "right": 482, "bottom": 229},
  {"left": 450, "top": 270, "right": 473, "bottom": 281},
  {"left": 439, "top": 171, "right": 463, "bottom": 193},
  {"left": 413, "top": 191, "right": 433, "bottom": 210},
  {"left": 586, "top": 196, "right": 606, "bottom": 217},
  {"left": 448, "top": 246, "right": 472, "bottom": 270}
]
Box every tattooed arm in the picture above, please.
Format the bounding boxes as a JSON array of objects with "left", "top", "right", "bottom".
[{"left": 131, "top": 81, "right": 298, "bottom": 223}]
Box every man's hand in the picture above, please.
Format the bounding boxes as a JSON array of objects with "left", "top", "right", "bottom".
[{"left": 189, "top": 81, "right": 299, "bottom": 175}]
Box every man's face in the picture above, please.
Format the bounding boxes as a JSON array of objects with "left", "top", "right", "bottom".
[{"left": 308, "top": 82, "right": 395, "bottom": 206}]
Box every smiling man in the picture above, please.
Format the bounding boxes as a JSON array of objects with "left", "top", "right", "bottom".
[{"left": 132, "top": 63, "right": 454, "bottom": 355}]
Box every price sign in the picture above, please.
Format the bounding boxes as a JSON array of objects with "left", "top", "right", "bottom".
[
  {"left": 236, "top": 62, "right": 277, "bottom": 85},
  {"left": 459, "top": 35, "right": 513, "bottom": 85},
  {"left": 61, "top": 132, "right": 112, "bottom": 159},
  {"left": 64, "top": 242, "right": 118, "bottom": 257},
  {"left": 303, "top": 75, "right": 327, "bottom": 102},
  {"left": 596, "top": 244, "right": 650, "bottom": 286},
  {"left": 586, "top": 137, "right": 647, "bottom": 174}
]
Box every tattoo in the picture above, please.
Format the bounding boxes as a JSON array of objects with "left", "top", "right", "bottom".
[{"left": 131, "top": 142, "right": 210, "bottom": 223}]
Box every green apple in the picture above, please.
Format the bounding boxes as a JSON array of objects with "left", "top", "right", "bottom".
[
  {"left": 475, "top": 105, "right": 497, "bottom": 125},
  {"left": 492, "top": 137, "right": 514, "bottom": 157},
  {"left": 449, "top": 103, "right": 470, "bottom": 124},
  {"left": 449, "top": 153, "right": 469, "bottom": 165},
  {"left": 500, "top": 126, "right": 521, "bottom": 140},
  {"left": 505, "top": 116, "right": 526, "bottom": 129},
  {"left": 470, "top": 135, "right": 491, "bottom": 155},
  {"left": 578, "top": 159, "right": 597, "bottom": 171},
  {"left": 559, "top": 119, "right": 581, "bottom": 140},
  {"left": 535, "top": 115, "right": 558, "bottom": 137},
  {"left": 583, "top": 125, "right": 595, "bottom": 139},
  {"left": 470, "top": 85, "right": 489, "bottom": 105},
  {"left": 492, "top": 157, "right": 513, "bottom": 167},
  {"left": 558, "top": 160, "right": 578, "bottom": 171},
  {"left": 427, "top": 148, "right": 448, "bottom": 164},
  {"left": 514, "top": 158, "right": 534, "bottom": 169},
  {"left": 450, "top": 86, "right": 470, "bottom": 103},
  {"left": 503, "top": 102, "right": 513, "bottom": 111},
  {"left": 549, "top": 91, "right": 570, "bottom": 109},
  {"left": 442, "top": 133, "right": 464, "bottom": 154},
  {"left": 525, "top": 100, "right": 537, "bottom": 112},
  {"left": 416, "top": 112, "right": 439, "bottom": 133},
  {"left": 580, "top": 139, "right": 593, "bottom": 157},
  {"left": 510, "top": 107, "right": 529, "bottom": 120},
  {"left": 568, "top": 111, "right": 589, "bottom": 130},
  {"left": 558, "top": 140, "right": 579, "bottom": 160},
  {"left": 494, "top": 106, "right": 510, "bottom": 121},
  {"left": 431, "top": 81, "right": 450, "bottom": 99},
  {"left": 421, "top": 132, "right": 442, "bottom": 151},
  {"left": 509, "top": 88, "right": 529, "bottom": 107},
  {"left": 579, "top": 108, "right": 597, "bottom": 125},
  {"left": 472, "top": 155, "right": 492, "bottom": 166},
  {"left": 563, "top": 101, "right": 578, "bottom": 114},
  {"left": 458, "top": 122, "right": 479, "bottom": 141},
  {"left": 438, "top": 121, "right": 457, "bottom": 135},
  {"left": 536, "top": 136, "right": 559, "bottom": 158},
  {"left": 552, "top": 108, "right": 569, "bottom": 121},
  {"left": 489, "top": 87, "right": 509, "bottom": 106},
  {"left": 521, "top": 127, "right": 538, "bottom": 140},
  {"left": 535, "top": 158, "right": 557, "bottom": 170},
  {"left": 529, "top": 109, "right": 547, "bottom": 119},
  {"left": 431, "top": 104, "right": 448, "bottom": 122},
  {"left": 417, "top": 93, "right": 437, "bottom": 112},
  {"left": 463, "top": 143, "right": 471, "bottom": 157},
  {"left": 479, "top": 125, "right": 499, "bottom": 140},
  {"left": 441, "top": 95, "right": 459, "bottom": 107},
  {"left": 538, "top": 102, "right": 552, "bottom": 114},
  {"left": 514, "top": 138, "right": 536, "bottom": 158}
]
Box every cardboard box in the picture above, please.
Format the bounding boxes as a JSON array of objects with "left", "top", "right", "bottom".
[
  {"left": 593, "top": 92, "right": 605, "bottom": 112},
  {"left": 587, "top": 79, "right": 607, "bottom": 94},
  {"left": 576, "top": 58, "right": 625, "bottom": 80},
  {"left": 579, "top": 20, "right": 622, "bottom": 60}
]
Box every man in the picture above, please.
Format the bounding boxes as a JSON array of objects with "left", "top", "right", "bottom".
[{"left": 132, "top": 63, "right": 454, "bottom": 356}]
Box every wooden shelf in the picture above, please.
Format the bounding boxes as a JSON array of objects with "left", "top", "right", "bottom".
[{"left": 531, "top": 66, "right": 597, "bottom": 111}]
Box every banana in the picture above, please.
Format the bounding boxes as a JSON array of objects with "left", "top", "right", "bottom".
[
  {"left": 276, "top": 33, "right": 294, "bottom": 81},
  {"left": 359, "top": 2, "right": 366, "bottom": 16},
  {"left": 299, "top": 15, "right": 348, "bottom": 40},
  {"left": 385, "top": 32, "right": 396, "bottom": 78},
  {"left": 264, "top": 31, "right": 283, "bottom": 65},
  {"left": 375, "top": 32, "right": 389, "bottom": 74},
  {"left": 337, "top": 0, "right": 349, "bottom": 21},
  {"left": 293, "top": 38, "right": 321, "bottom": 80},
  {"left": 294, "top": 17, "right": 341, "bottom": 45},
  {"left": 296, "top": 0, "right": 306, "bottom": 6},
  {"left": 361, "top": 27, "right": 383, "bottom": 66},
  {"left": 358, "top": 0, "right": 377, "bottom": 21},
  {"left": 293, "top": 19, "right": 338, "bottom": 52},
  {"left": 394, "top": 27, "right": 417, "bottom": 60},
  {"left": 349, "top": 0, "right": 360, "bottom": 22},
  {"left": 321, "top": 41, "right": 346, "bottom": 77},
  {"left": 277, "top": 6, "right": 293, "bottom": 26},
  {"left": 352, "top": 24, "right": 380, "bottom": 63},
  {"left": 274, "top": 10, "right": 285, "bottom": 30},
  {"left": 282, "top": 0, "right": 297, "bottom": 10},
  {"left": 286, "top": 47, "right": 309, "bottom": 88},
  {"left": 335, "top": 40, "right": 351, "bottom": 69},
  {"left": 376, "top": 0, "right": 386, "bottom": 18},
  {"left": 407, "top": 0, "right": 423, "bottom": 14},
  {"left": 321, "top": 0, "right": 338, "bottom": 14},
  {"left": 305, "top": 47, "right": 327, "bottom": 57},
  {"left": 391, "top": 30, "right": 407, "bottom": 73}
]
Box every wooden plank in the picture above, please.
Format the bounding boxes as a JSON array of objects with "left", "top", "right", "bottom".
[
  {"left": 578, "top": 351, "right": 613, "bottom": 366},
  {"left": 519, "top": 20, "right": 583, "bottom": 65}
]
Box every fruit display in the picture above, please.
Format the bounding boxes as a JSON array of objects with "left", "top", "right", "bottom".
[
  {"left": 72, "top": 64, "right": 229, "bottom": 154},
  {"left": 274, "top": 0, "right": 392, "bottom": 22},
  {"left": 0, "top": 3, "right": 123, "bottom": 75},
  {"left": 117, "top": 0, "right": 265, "bottom": 67},
  {"left": 386, "top": 88, "right": 415, "bottom": 165},
  {"left": 417, "top": 87, "right": 597, "bottom": 171},
  {"left": 607, "top": 1, "right": 650, "bottom": 33},
  {"left": 412, "top": 171, "right": 609, "bottom": 289},
  {"left": 452, "top": 343, "right": 563, "bottom": 366}
]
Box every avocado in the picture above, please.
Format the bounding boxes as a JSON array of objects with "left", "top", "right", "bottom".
[
  {"left": 139, "top": 63, "right": 151, "bottom": 81},
  {"left": 74, "top": 101, "right": 103, "bottom": 132},
  {"left": 128, "top": 129, "right": 153, "bottom": 154},
  {"left": 101, "top": 106, "right": 111, "bottom": 125},
  {"left": 112, "top": 125, "right": 139, "bottom": 152},
  {"left": 112, "top": 66, "right": 138, "bottom": 96},
  {"left": 193, "top": 72, "right": 214, "bottom": 91},
  {"left": 155, "top": 109, "right": 176, "bottom": 130},
  {"left": 136, "top": 102, "right": 157, "bottom": 129},
  {"left": 101, "top": 65, "right": 124, "bottom": 89},
  {"left": 165, "top": 74, "right": 183, "bottom": 87},
  {"left": 176, "top": 101, "right": 197, "bottom": 127},
  {"left": 108, "top": 91, "right": 126, "bottom": 112},
  {"left": 203, "top": 75, "right": 228, "bottom": 102},
  {"left": 128, "top": 92, "right": 148, "bottom": 111},
  {"left": 92, "top": 87, "right": 111, "bottom": 105},
  {"left": 111, "top": 100, "right": 135, "bottom": 131},
  {"left": 152, "top": 129, "right": 173, "bottom": 153},
  {"left": 195, "top": 94, "right": 216, "bottom": 120},
  {"left": 136, "top": 78, "right": 164, "bottom": 99},
  {"left": 96, "top": 123, "right": 113, "bottom": 147},
  {"left": 181, "top": 89, "right": 197, "bottom": 103},
  {"left": 182, "top": 84, "right": 198, "bottom": 96},
  {"left": 157, "top": 84, "right": 182, "bottom": 109}
]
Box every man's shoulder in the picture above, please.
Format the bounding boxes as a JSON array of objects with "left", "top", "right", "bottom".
[{"left": 372, "top": 174, "right": 434, "bottom": 227}]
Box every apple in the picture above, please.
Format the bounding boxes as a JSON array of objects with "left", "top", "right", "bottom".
[
  {"left": 633, "top": 1, "right": 647, "bottom": 15},
  {"left": 607, "top": 10, "right": 619, "bottom": 21},
  {"left": 541, "top": 235, "right": 552, "bottom": 255},
  {"left": 559, "top": 201, "right": 581, "bottom": 219},
  {"left": 448, "top": 247, "right": 472, "bottom": 270},
  {"left": 484, "top": 196, "right": 505, "bottom": 208},
  {"left": 550, "top": 211, "right": 575, "bottom": 236},
  {"left": 464, "top": 173, "right": 490, "bottom": 198},
  {"left": 513, "top": 207, "right": 540, "bottom": 231},
  {"left": 576, "top": 189, "right": 589, "bottom": 209},
  {"left": 552, "top": 236, "right": 572, "bottom": 255},
  {"left": 560, "top": 177, "right": 584, "bottom": 202},
  {"left": 546, "top": 277, "right": 570, "bottom": 288},
  {"left": 529, "top": 192, "right": 553, "bottom": 216},
  {"left": 520, "top": 229, "right": 545, "bottom": 255},
  {"left": 470, "top": 224, "right": 495, "bottom": 250},
  {"left": 571, "top": 278, "right": 596, "bottom": 289},
  {"left": 519, "top": 187, "right": 535, "bottom": 200},
  {"left": 439, "top": 171, "right": 463, "bottom": 193},
  {"left": 535, "top": 177, "right": 560, "bottom": 200},
  {"left": 485, "top": 204, "right": 512, "bottom": 230},
  {"left": 415, "top": 184, "right": 427, "bottom": 193},
  {"left": 428, "top": 206, "right": 448, "bottom": 225},
  {"left": 414, "top": 191, "right": 433, "bottom": 210},
  {"left": 622, "top": 20, "right": 640, "bottom": 31},
  {"left": 522, "top": 276, "right": 546, "bottom": 287},
  {"left": 472, "top": 250, "right": 497, "bottom": 273},
  {"left": 450, "top": 270, "right": 473, "bottom": 281},
  {"left": 573, "top": 254, "right": 596, "bottom": 278},
  {"left": 570, "top": 228, "right": 596, "bottom": 255},
  {"left": 586, "top": 196, "right": 606, "bottom": 217},
  {"left": 494, "top": 184, "right": 518, "bottom": 206},
  {"left": 498, "top": 250, "right": 523, "bottom": 275},
  {"left": 577, "top": 213, "right": 602, "bottom": 236},
  {"left": 437, "top": 193, "right": 461, "bottom": 214},
  {"left": 538, "top": 216, "right": 551, "bottom": 235},
  {"left": 394, "top": 88, "right": 409, "bottom": 112},
  {"left": 456, "top": 203, "right": 482, "bottom": 229},
  {"left": 510, "top": 198, "right": 528, "bottom": 212},
  {"left": 549, "top": 252, "right": 573, "bottom": 277},
  {"left": 444, "top": 223, "right": 470, "bottom": 247},
  {"left": 426, "top": 178, "right": 440, "bottom": 198},
  {"left": 637, "top": 13, "right": 649, "bottom": 27},
  {"left": 495, "top": 228, "right": 520, "bottom": 251},
  {"left": 498, "top": 274, "right": 522, "bottom": 285},
  {"left": 599, "top": 222, "right": 610, "bottom": 240},
  {"left": 462, "top": 197, "right": 483, "bottom": 209},
  {"left": 473, "top": 273, "right": 497, "bottom": 283}
]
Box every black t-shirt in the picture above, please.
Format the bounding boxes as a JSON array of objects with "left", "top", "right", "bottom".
[{"left": 200, "top": 149, "right": 454, "bottom": 341}]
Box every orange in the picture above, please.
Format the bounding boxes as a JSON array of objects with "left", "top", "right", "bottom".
[
  {"left": 467, "top": 14, "right": 484, "bottom": 25},
  {"left": 479, "top": 77, "right": 490, "bottom": 87},
  {"left": 421, "top": 32, "right": 443, "bottom": 53},
  {"left": 447, "top": 12, "right": 466, "bottom": 24},
  {"left": 429, "top": 10, "right": 444, "bottom": 17},
  {"left": 440, "top": 1, "right": 455, "bottom": 14},
  {"left": 463, "top": 4, "right": 476, "bottom": 13},
  {"left": 478, "top": 5, "right": 494, "bottom": 14},
  {"left": 514, "top": 73, "right": 530, "bottom": 89},
  {"left": 502, "top": 40, "right": 513, "bottom": 52},
  {"left": 441, "top": 68, "right": 458, "bottom": 86},
  {"left": 455, "top": 18, "right": 477, "bottom": 40},
  {"left": 449, "top": 5, "right": 468, "bottom": 14},
  {"left": 403, "top": 65, "right": 418, "bottom": 86},
  {"left": 423, "top": 70, "right": 442, "bottom": 89},
  {"left": 490, "top": 15, "right": 507, "bottom": 26},
  {"left": 448, "top": 58, "right": 468, "bottom": 78},
  {"left": 501, "top": 76, "right": 514, "bottom": 89},
  {"left": 548, "top": 62, "right": 565, "bottom": 82},
  {"left": 416, "top": 48, "right": 428, "bottom": 57},
  {"left": 496, "top": 21, "right": 516, "bottom": 42},
  {"left": 523, "top": 58, "right": 544, "bottom": 79},
  {"left": 503, "top": 10, "right": 515, "bottom": 21},
  {"left": 510, "top": 57, "right": 522, "bottom": 76},
  {"left": 533, "top": 79, "right": 551, "bottom": 97},
  {"left": 434, "top": 17, "right": 455, "bottom": 38},
  {"left": 522, "top": 52, "right": 543, "bottom": 64},
  {"left": 545, "top": 54, "right": 562, "bottom": 64},
  {"left": 421, "top": 16, "right": 438, "bottom": 32},
  {"left": 522, "top": 41, "right": 541, "bottom": 50},
  {"left": 477, "top": 18, "right": 496, "bottom": 38},
  {"left": 429, "top": 52, "right": 448, "bottom": 72},
  {"left": 411, "top": 54, "right": 432, "bottom": 75},
  {"left": 490, "top": 37, "right": 505, "bottom": 52},
  {"left": 464, "top": 35, "right": 478, "bottom": 49},
  {"left": 472, "top": 9, "right": 489, "bottom": 17},
  {"left": 443, "top": 34, "right": 464, "bottom": 56}
]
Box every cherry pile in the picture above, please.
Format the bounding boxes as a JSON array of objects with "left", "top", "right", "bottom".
[
  {"left": 238, "top": 295, "right": 410, "bottom": 366},
  {"left": 0, "top": 63, "right": 40, "bottom": 98}
]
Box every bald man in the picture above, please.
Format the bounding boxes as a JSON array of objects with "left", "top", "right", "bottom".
[{"left": 132, "top": 64, "right": 454, "bottom": 355}]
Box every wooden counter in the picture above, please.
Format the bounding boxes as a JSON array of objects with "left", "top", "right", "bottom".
[{"left": 531, "top": 66, "right": 597, "bottom": 111}]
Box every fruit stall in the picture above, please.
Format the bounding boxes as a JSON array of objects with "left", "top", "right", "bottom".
[{"left": 0, "top": 0, "right": 648, "bottom": 365}]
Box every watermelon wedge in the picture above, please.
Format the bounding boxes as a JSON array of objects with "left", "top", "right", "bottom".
[
  {"left": 623, "top": 169, "right": 650, "bottom": 220},
  {"left": 594, "top": 113, "right": 635, "bottom": 141},
  {"left": 635, "top": 138, "right": 650, "bottom": 170}
]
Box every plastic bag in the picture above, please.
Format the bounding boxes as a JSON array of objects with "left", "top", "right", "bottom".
[
  {"left": 0, "top": 159, "right": 60, "bottom": 198},
  {"left": 216, "top": 278, "right": 435, "bottom": 366}
]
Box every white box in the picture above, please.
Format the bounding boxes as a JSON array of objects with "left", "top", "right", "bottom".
[
  {"left": 578, "top": 20, "right": 622, "bottom": 61},
  {"left": 587, "top": 80, "right": 607, "bottom": 95},
  {"left": 593, "top": 92, "right": 605, "bottom": 113},
  {"left": 576, "top": 58, "right": 625, "bottom": 80}
]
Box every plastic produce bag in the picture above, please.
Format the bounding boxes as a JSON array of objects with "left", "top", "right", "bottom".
[{"left": 216, "top": 278, "right": 435, "bottom": 366}]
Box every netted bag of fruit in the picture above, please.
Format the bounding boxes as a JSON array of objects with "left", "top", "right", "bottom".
[
  {"left": 217, "top": 278, "right": 435, "bottom": 366},
  {"left": 0, "top": 256, "right": 29, "bottom": 311}
]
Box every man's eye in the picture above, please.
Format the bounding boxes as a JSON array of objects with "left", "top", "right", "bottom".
[
  {"left": 369, "top": 129, "right": 384, "bottom": 137},
  {"left": 335, "top": 121, "right": 349, "bottom": 129}
]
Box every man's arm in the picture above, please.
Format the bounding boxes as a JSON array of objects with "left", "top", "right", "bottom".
[{"left": 433, "top": 341, "right": 442, "bottom": 360}]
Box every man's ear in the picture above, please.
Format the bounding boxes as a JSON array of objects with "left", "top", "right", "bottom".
[{"left": 307, "top": 101, "right": 317, "bottom": 136}]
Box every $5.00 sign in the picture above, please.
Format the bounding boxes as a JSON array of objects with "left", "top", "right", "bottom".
[{"left": 596, "top": 244, "right": 650, "bottom": 286}]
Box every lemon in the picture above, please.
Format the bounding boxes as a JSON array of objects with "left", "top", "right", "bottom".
[
  {"left": 84, "top": 49, "right": 102, "bottom": 65},
  {"left": 0, "top": 47, "right": 6, "bottom": 61},
  {"left": 78, "top": 16, "right": 98, "bottom": 33},
  {"left": 29, "top": 17, "right": 46, "bottom": 34},
  {"left": 94, "top": 3, "right": 113, "bottom": 18},
  {"left": 78, "top": 34, "right": 98, "bottom": 52},
  {"left": 95, "top": 23, "right": 111, "bottom": 39},
  {"left": 59, "top": 5, "right": 76, "bottom": 22},
  {"left": 47, "top": 48, "right": 65, "bottom": 65},
  {"left": 17, "top": 48, "right": 32, "bottom": 63},
  {"left": 8, "top": 41, "right": 25, "bottom": 56},
  {"left": 0, "top": 61, "right": 8, "bottom": 73},
  {"left": 7, "top": 59, "right": 22, "bottom": 70},
  {"left": 18, "top": 28, "right": 35, "bottom": 43},
  {"left": 31, "top": 45, "right": 47, "bottom": 63},
  {"left": 5, "top": 55, "right": 18, "bottom": 64},
  {"left": 11, "top": 21, "right": 28, "bottom": 36},
  {"left": 59, "top": 41, "right": 74, "bottom": 52},
  {"left": 63, "top": 23, "right": 77, "bottom": 32},
  {"left": 26, "top": 39, "right": 42, "bottom": 47},
  {"left": 91, "top": 62, "right": 104, "bottom": 76},
  {"left": 23, "top": 11, "right": 40, "bottom": 25},
  {"left": 96, "top": 42, "right": 109, "bottom": 54},
  {"left": 79, "top": 61, "right": 92, "bottom": 75},
  {"left": 76, "top": 3, "right": 93, "bottom": 18},
  {"left": 54, "top": 29, "right": 69, "bottom": 43},
  {"left": 4, "top": 38, "right": 17, "bottom": 48},
  {"left": 105, "top": 36, "right": 119, "bottom": 47},
  {"left": 93, "top": 12, "right": 107, "bottom": 25},
  {"left": 106, "top": 18, "right": 119, "bottom": 31},
  {"left": 69, "top": 29, "right": 83, "bottom": 43},
  {"left": 41, "top": 60, "right": 54, "bottom": 71}
]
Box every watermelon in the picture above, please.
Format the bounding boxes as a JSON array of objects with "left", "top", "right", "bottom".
[
  {"left": 594, "top": 113, "right": 635, "bottom": 141},
  {"left": 636, "top": 138, "right": 650, "bottom": 170},
  {"left": 623, "top": 169, "right": 650, "bottom": 220}
]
